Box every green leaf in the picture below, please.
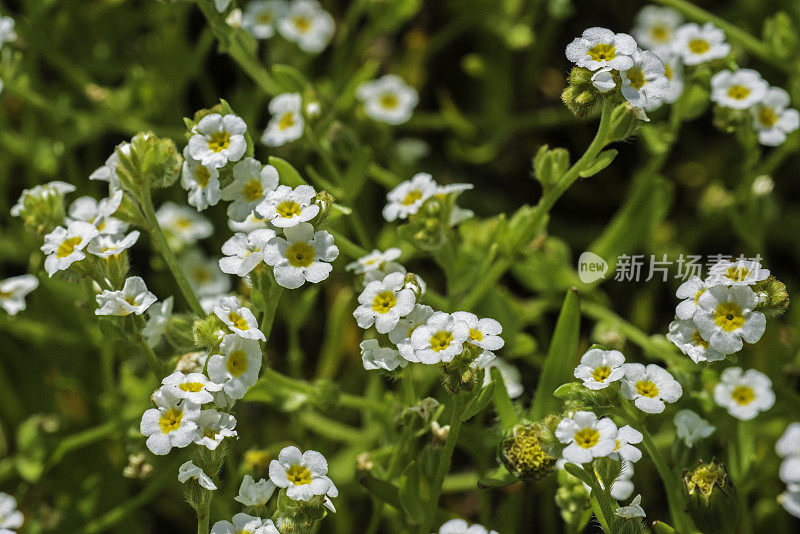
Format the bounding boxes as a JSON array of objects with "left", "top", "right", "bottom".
[
  {"left": 578, "top": 149, "right": 618, "bottom": 178},
  {"left": 399, "top": 461, "right": 431, "bottom": 525},
  {"left": 652, "top": 521, "right": 677, "bottom": 534},
  {"left": 490, "top": 367, "right": 518, "bottom": 431},
  {"left": 461, "top": 380, "right": 496, "bottom": 421},
  {"left": 268, "top": 156, "right": 307, "bottom": 187},
  {"left": 359, "top": 475, "right": 403, "bottom": 510},
  {"left": 271, "top": 64, "right": 309, "bottom": 93}
]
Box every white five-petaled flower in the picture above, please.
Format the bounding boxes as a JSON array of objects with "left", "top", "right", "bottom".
[
  {"left": 255, "top": 184, "right": 319, "bottom": 228},
  {"left": 673, "top": 22, "right": 730, "bottom": 65},
  {"left": 235, "top": 475, "right": 277, "bottom": 507},
  {"left": 181, "top": 147, "right": 222, "bottom": 211},
  {"left": 451, "top": 311, "right": 504, "bottom": 353},
  {"left": 620, "top": 48, "right": 670, "bottom": 109},
  {"left": 751, "top": 87, "right": 800, "bottom": 146},
  {"left": 632, "top": 6, "right": 683, "bottom": 51},
  {"left": 10, "top": 180, "right": 75, "bottom": 218},
  {"left": 673, "top": 409, "right": 715, "bottom": 447},
  {"left": 182, "top": 249, "right": 232, "bottom": 298},
  {"left": 711, "top": 69, "right": 768, "bottom": 110},
  {"left": 140, "top": 388, "right": 200, "bottom": 455},
  {"left": 261, "top": 92, "right": 305, "bottom": 146},
  {"left": 87, "top": 230, "right": 140, "bottom": 259},
  {"left": 609, "top": 425, "right": 643, "bottom": 463},
  {"left": 262, "top": 223, "right": 338, "bottom": 289},
  {"left": 645, "top": 50, "right": 684, "bottom": 111},
  {"left": 211, "top": 513, "right": 279, "bottom": 534},
  {"left": 269, "top": 446, "right": 336, "bottom": 502},
  {"left": 242, "top": 0, "right": 287, "bottom": 39},
  {"left": 565, "top": 27, "right": 637, "bottom": 71},
  {"left": 96, "top": 276, "right": 157, "bottom": 316},
  {"left": 0, "top": 275, "right": 38, "bottom": 316},
  {"left": 591, "top": 67, "right": 616, "bottom": 93},
  {"left": 356, "top": 75, "right": 419, "bottom": 125},
  {"left": 161, "top": 371, "right": 222, "bottom": 404},
  {"left": 0, "top": 14, "right": 17, "bottom": 47},
  {"left": 346, "top": 247, "right": 402, "bottom": 275},
  {"left": 382, "top": 173, "right": 438, "bottom": 222},
  {"left": 213, "top": 296, "right": 264, "bottom": 340},
  {"left": 222, "top": 158, "right": 280, "bottom": 222},
  {"left": 156, "top": 202, "right": 213, "bottom": 250},
  {"left": 41, "top": 221, "right": 99, "bottom": 276},
  {"left": 694, "top": 285, "right": 766, "bottom": 354},
  {"left": 194, "top": 409, "right": 238, "bottom": 450},
  {"left": 714, "top": 367, "right": 775, "bottom": 421},
  {"left": 573, "top": 348, "right": 626, "bottom": 389},
  {"left": 68, "top": 190, "right": 126, "bottom": 235},
  {"left": 706, "top": 259, "right": 770, "bottom": 287},
  {"left": 616, "top": 494, "right": 646, "bottom": 519},
  {"left": 208, "top": 334, "right": 263, "bottom": 400},
  {"left": 353, "top": 271, "right": 416, "bottom": 334},
  {"left": 410, "top": 311, "right": 470, "bottom": 364},
  {"left": 178, "top": 460, "right": 217, "bottom": 491},
  {"left": 143, "top": 296, "right": 173, "bottom": 347},
  {"left": 0, "top": 492, "right": 23, "bottom": 533},
  {"left": 675, "top": 275, "right": 710, "bottom": 320},
  {"left": 389, "top": 303, "right": 435, "bottom": 362},
  {"left": 187, "top": 113, "right": 247, "bottom": 169},
  {"left": 621, "top": 363, "right": 682, "bottom": 414},
  {"left": 220, "top": 229, "right": 277, "bottom": 277},
  {"left": 360, "top": 339, "right": 407, "bottom": 372},
  {"left": 435, "top": 519, "right": 499, "bottom": 534},
  {"left": 277, "top": 0, "right": 334, "bottom": 54},
  {"left": 556, "top": 410, "right": 618, "bottom": 464},
  {"left": 667, "top": 318, "right": 726, "bottom": 364},
  {"left": 89, "top": 142, "right": 130, "bottom": 194},
  {"left": 777, "top": 422, "right": 800, "bottom": 488}
]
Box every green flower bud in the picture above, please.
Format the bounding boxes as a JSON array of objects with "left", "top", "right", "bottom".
[
  {"left": 607, "top": 103, "right": 645, "bottom": 143},
  {"left": 753, "top": 275, "right": 790, "bottom": 318},
  {"left": 115, "top": 132, "right": 182, "bottom": 194},
  {"left": 500, "top": 423, "right": 557, "bottom": 481},
  {"left": 561, "top": 67, "right": 616, "bottom": 118},
  {"left": 552, "top": 381, "right": 619, "bottom": 414},
  {"left": 532, "top": 145, "right": 570, "bottom": 189},
  {"left": 555, "top": 467, "right": 590, "bottom": 526},
  {"left": 683, "top": 460, "right": 739, "bottom": 534},
  {"left": 11, "top": 181, "right": 74, "bottom": 236},
  {"left": 192, "top": 314, "right": 226, "bottom": 353}
]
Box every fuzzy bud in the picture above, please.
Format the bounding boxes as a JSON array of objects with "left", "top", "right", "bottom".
[
  {"left": 683, "top": 460, "right": 739, "bottom": 534},
  {"left": 500, "top": 423, "right": 557, "bottom": 481},
  {"left": 532, "top": 145, "right": 570, "bottom": 189},
  {"left": 607, "top": 103, "right": 645, "bottom": 143},
  {"left": 753, "top": 276, "right": 790, "bottom": 318},
  {"left": 10, "top": 181, "right": 74, "bottom": 236}
]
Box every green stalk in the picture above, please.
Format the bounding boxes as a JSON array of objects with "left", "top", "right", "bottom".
[{"left": 196, "top": 506, "right": 210, "bottom": 534}]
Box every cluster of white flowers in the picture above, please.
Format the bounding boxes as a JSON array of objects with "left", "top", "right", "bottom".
[
  {"left": 211, "top": 513, "right": 279, "bottom": 534},
  {"left": 0, "top": 492, "right": 23, "bottom": 533},
  {"left": 0, "top": 274, "right": 38, "bottom": 316},
  {"left": 356, "top": 75, "right": 419, "bottom": 125},
  {"left": 382, "top": 172, "right": 473, "bottom": 223},
  {"left": 239, "top": 0, "right": 334, "bottom": 53},
  {"left": 777, "top": 422, "right": 800, "bottom": 518},
  {"left": 434, "top": 519, "right": 498, "bottom": 534}
]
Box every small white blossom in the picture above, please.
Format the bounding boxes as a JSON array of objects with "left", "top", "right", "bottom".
[
  {"left": 41, "top": 221, "right": 99, "bottom": 276},
  {"left": 208, "top": 334, "right": 263, "bottom": 400},
  {"left": 68, "top": 190, "right": 127, "bottom": 235},
  {"left": 194, "top": 409, "right": 238, "bottom": 450},
  {"left": 0, "top": 14, "right": 17, "bottom": 47},
  {"left": 667, "top": 317, "right": 726, "bottom": 364},
  {"left": 778, "top": 489, "right": 800, "bottom": 519},
  {"left": 357, "top": 75, "right": 419, "bottom": 125},
  {"left": 181, "top": 147, "right": 222, "bottom": 211},
  {"left": 262, "top": 223, "right": 338, "bottom": 289},
  {"left": 609, "top": 425, "right": 643, "bottom": 463},
  {"left": 673, "top": 409, "right": 715, "bottom": 447},
  {"left": 611, "top": 461, "right": 636, "bottom": 501},
  {"left": 714, "top": 367, "right": 775, "bottom": 421},
  {"left": 777, "top": 423, "right": 800, "bottom": 487},
  {"left": 389, "top": 303, "right": 435, "bottom": 362},
  {"left": 621, "top": 363, "right": 682, "bottom": 414},
  {"left": 0, "top": 275, "right": 38, "bottom": 316},
  {"left": 360, "top": 339, "right": 407, "bottom": 371},
  {"left": 269, "top": 446, "right": 335, "bottom": 501},
  {"left": 675, "top": 275, "right": 710, "bottom": 320},
  {"left": 220, "top": 229, "right": 277, "bottom": 277},
  {"left": 573, "top": 348, "right": 626, "bottom": 390},
  {"left": 354, "top": 272, "right": 416, "bottom": 334},
  {"left": 243, "top": 0, "right": 287, "bottom": 39},
  {"left": 751, "top": 87, "right": 800, "bottom": 146},
  {"left": 222, "top": 158, "right": 279, "bottom": 222},
  {"left": 277, "top": 0, "right": 334, "bottom": 54},
  {"left": 633, "top": 6, "right": 683, "bottom": 51},
  {"left": 711, "top": 69, "right": 768, "bottom": 110},
  {"left": 162, "top": 371, "right": 222, "bottom": 404},
  {"left": 214, "top": 0, "right": 232, "bottom": 11},
  {"left": 87, "top": 230, "right": 140, "bottom": 259},
  {"left": 451, "top": 311, "right": 504, "bottom": 352},
  {"left": 213, "top": 296, "right": 265, "bottom": 341},
  {"left": 0, "top": 492, "right": 23, "bottom": 533},
  {"left": 235, "top": 475, "right": 277, "bottom": 507},
  {"left": 178, "top": 460, "right": 217, "bottom": 491},
  {"left": 211, "top": 513, "right": 279, "bottom": 534},
  {"left": 565, "top": 27, "right": 637, "bottom": 71},
  {"left": 230, "top": 212, "right": 271, "bottom": 233},
  {"left": 139, "top": 388, "right": 200, "bottom": 455},
  {"left": 346, "top": 247, "right": 402, "bottom": 275},
  {"left": 694, "top": 285, "right": 766, "bottom": 354},
  {"left": 143, "top": 296, "right": 173, "bottom": 347},
  {"left": 591, "top": 67, "right": 616, "bottom": 93},
  {"left": 255, "top": 184, "right": 319, "bottom": 228},
  {"left": 481, "top": 357, "right": 524, "bottom": 399},
  {"left": 96, "top": 276, "right": 157, "bottom": 316},
  {"left": 261, "top": 93, "right": 305, "bottom": 146},
  {"left": 706, "top": 259, "right": 770, "bottom": 287},
  {"left": 616, "top": 494, "right": 646, "bottom": 519},
  {"left": 156, "top": 202, "right": 213, "bottom": 250},
  {"left": 89, "top": 143, "right": 130, "bottom": 194},
  {"left": 410, "top": 311, "right": 470, "bottom": 364},
  {"left": 645, "top": 50, "right": 684, "bottom": 111},
  {"left": 182, "top": 249, "right": 232, "bottom": 298},
  {"left": 435, "top": 519, "right": 498, "bottom": 534},
  {"left": 620, "top": 49, "right": 670, "bottom": 108},
  {"left": 556, "top": 411, "right": 618, "bottom": 464},
  {"left": 382, "top": 173, "right": 438, "bottom": 222},
  {"left": 10, "top": 180, "right": 75, "bottom": 218},
  {"left": 187, "top": 113, "right": 247, "bottom": 169},
  {"left": 673, "top": 22, "right": 730, "bottom": 65}
]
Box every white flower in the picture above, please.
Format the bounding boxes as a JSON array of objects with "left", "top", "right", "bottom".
[
  {"left": 694, "top": 285, "right": 766, "bottom": 354},
  {"left": 143, "top": 296, "right": 173, "bottom": 347},
  {"left": 356, "top": 75, "right": 419, "bottom": 125},
  {"left": 573, "top": 348, "right": 626, "bottom": 390},
  {"left": 482, "top": 357, "right": 524, "bottom": 399},
  {"left": 382, "top": 173, "right": 438, "bottom": 222},
  {"left": 261, "top": 93, "right": 305, "bottom": 146},
  {"left": 674, "top": 275, "right": 710, "bottom": 320},
  {"left": 633, "top": 6, "right": 683, "bottom": 51},
  {"left": 68, "top": 190, "right": 127, "bottom": 235},
  {"left": 208, "top": 334, "right": 262, "bottom": 399},
  {"left": 360, "top": 339, "right": 407, "bottom": 371},
  {"left": 0, "top": 275, "right": 38, "bottom": 316},
  {"left": 435, "top": 519, "right": 498, "bottom": 534},
  {"left": 777, "top": 423, "right": 800, "bottom": 487},
  {"left": 87, "top": 230, "right": 140, "bottom": 259},
  {"left": 389, "top": 303, "right": 435, "bottom": 362},
  {"left": 673, "top": 22, "right": 730, "bottom": 65},
  {"left": 751, "top": 87, "right": 800, "bottom": 146},
  {"left": 0, "top": 492, "right": 23, "bottom": 533},
  {"left": 410, "top": 311, "right": 470, "bottom": 364},
  {"left": 220, "top": 229, "right": 277, "bottom": 277},
  {"left": 646, "top": 50, "right": 684, "bottom": 110},
  {"left": 156, "top": 202, "right": 213, "bottom": 250},
  {"left": 178, "top": 460, "right": 217, "bottom": 491},
  {"left": 621, "top": 363, "right": 682, "bottom": 414},
  {"left": 620, "top": 49, "right": 670, "bottom": 108},
  {"left": 565, "top": 27, "right": 637, "bottom": 71},
  {"left": 346, "top": 247, "right": 402, "bottom": 275},
  {"left": 714, "top": 367, "right": 775, "bottom": 421},
  {"left": 0, "top": 14, "right": 17, "bottom": 47},
  {"left": 235, "top": 475, "right": 277, "bottom": 507},
  {"left": 711, "top": 69, "right": 768, "bottom": 110},
  {"left": 610, "top": 461, "right": 636, "bottom": 500},
  {"left": 609, "top": 425, "right": 643, "bottom": 463},
  {"left": 181, "top": 248, "right": 232, "bottom": 298},
  {"left": 214, "top": 0, "right": 232, "bottom": 12},
  {"left": 211, "top": 513, "right": 279, "bottom": 534},
  {"left": 706, "top": 259, "right": 770, "bottom": 287},
  {"left": 181, "top": 147, "right": 222, "bottom": 211},
  {"left": 451, "top": 311, "right": 504, "bottom": 352},
  {"left": 187, "top": 113, "right": 247, "bottom": 169},
  {"left": 243, "top": 0, "right": 287, "bottom": 39},
  {"left": 162, "top": 371, "right": 222, "bottom": 404},
  {"left": 353, "top": 272, "right": 416, "bottom": 334},
  {"left": 556, "top": 411, "right": 618, "bottom": 464},
  {"left": 96, "top": 276, "right": 157, "bottom": 316},
  {"left": 778, "top": 489, "right": 800, "bottom": 519},
  {"left": 262, "top": 223, "right": 338, "bottom": 289},
  {"left": 269, "top": 446, "right": 335, "bottom": 501},
  {"left": 194, "top": 409, "right": 238, "bottom": 450},
  {"left": 213, "top": 296, "right": 265, "bottom": 341},
  {"left": 591, "top": 67, "right": 616, "bottom": 93},
  {"left": 10, "top": 180, "right": 75, "bottom": 217},
  {"left": 41, "top": 221, "right": 99, "bottom": 276},
  {"left": 255, "top": 184, "right": 319, "bottom": 228},
  {"left": 222, "top": 158, "right": 279, "bottom": 222},
  {"left": 673, "top": 409, "right": 715, "bottom": 447},
  {"left": 616, "top": 494, "right": 646, "bottom": 519},
  {"left": 139, "top": 388, "right": 200, "bottom": 455},
  {"left": 230, "top": 212, "right": 271, "bottom": 233},
  {"left": 89, "top": 143, "right": 130, "bottom": 194},
  {"left": 667, "top": 317, "right": 726, "bottom": 364},
  {"left": 277, "top": 0, "right": 334, "bottom": 54}
]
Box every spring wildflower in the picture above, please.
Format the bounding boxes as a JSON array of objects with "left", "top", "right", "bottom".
[
  {"left": 140, "top": 388, "right": 200, "bottom": 455},
  {"left": 573, "top": 348, "right": 626, "bottom": 390},
  {"left": 632, "top": 6, "right": 683, "bottom": 51},
  {"left": 675, "top": 275, "right": 710, "bottom": 319},
  {"left": 500, "top": 423, "right": 557, "bottom": 480},
  {"left": 187, "top": 113, "right": 247, "bottom": 168},
  {"left": 220, "top": 229, "right": 276, "bottom": 277},
  {"left": 161, "top": 371, "right": 221, "bottom": 404},
  {"left": 143, "top": 296, "right": 174, "bottom": 347},
  {"left": 208, "top": 334, "right": 262, "bottom": 400},
  {"left": 0, "top": 275, "right": 38, "bottom": 316},
  {"left": 0, "top": 14, "right": 16, "bottom": 47},
  {"left": 556, "top": 411, "right": 618, "bottom": 464},
  {"left": 89, "top": 143, "right": 130, "bottom": 194},
  {"left": 356, "top": 75, "right": 419, "bottom": 125},
  {"left": 410, "top": 311, "right": 470, "bottom": 364},
  {"left": 609, "top": 425, "right": 643, "bottom": 462},
  {"left": 96, "top": 276, "right": 157, "bottom": 316},
  {"left": 181, "top": 148, "right": 222, "bottom": 211},
  {"left": 211, "top": 514, "right": 279, "bottom": 534},
  {"left": 620, "top": 48, "right": 670, "bottom": 108},
  {"left": 777, "top": 423, "right": 800, "bottom": 487},
  {"left": 230, "top": 212, "right": 271, "bottom": 233},
  {"left": 667, "top": 317, "right": 726, "bottom": 363},
  {"left": 87, "top": 230, "right": 140, "bottom": 259},
  {"left": 382, "top": 173, "right": 438, "bottom": 222},
  {"left": 255, "top": 184, "right": 319, "bottom": 228},
  {"left": 67, "top": 190, "right": 126, "bottom": 235},
  {"left": 194, "top": 409, "right": 238, "bottom": 450},
  {"left": 269, "top": 446, "right": 335, "bottom": 501},
  {"left": 235, "top": 475, "right": 277, "bottom": 507},
  {"left": 565, "top": 27, "right": 637, "bottom": 71},
  {"left": 359, "top": 339, "right": 407, "bottom": 371},
  {"left": 222, "top": 158, "right": 279, "bottom": 222},
  {"left": 673, "top": 22, "right": 730, "bottom": 65},
  {"left": 751, "top": 87, "right": 800, "bottom": 146},
  {"left": 182, "top": 249, "right": 232, "bottom": 298},
  {"left": 178, "top": 460, "right": 217, "bottom": 491},
  {"left": 214, "top": 0, "right": 231, "bottom": 11},
  {"left": 213, "top": 297, "right": 265, "bottom": 341},
  {"left": 277, "top": 0, "right": 334, "bottom": 54},
  {"left": 616, "top": 494, "right": 646, "bottom": 519},
  {"left": 346, "top": 247, "right": 402, "bottom": 275},
  {"left": 648, "top": 50, "right": 684, "bottom": 110},
  {"left": 10, "top": 181, "right": 75, "bottom": 218},
  {"left": 0, "top": 492, "right": 23, "bottom": 533},
  {"left": 389, "top": 303, "right": 435, "bottom": 362},
  {"left": 621, "top": 363, "right": 682, "bottom": 414},
  {"left": 610, "top": 460, "right": 635, "bottom": 500},
  {"left": 41, "top": 221, "right": 99, "bottom": 276},
  {"left": 674, "top": 409, "right": 716, "bottom": 447},
  {"left": 435, "top": 519, "right": 499, "bottom": 534},
  {"left": 242, "top": 0, "right": 287, "bottom": 39},
  {"left": 354, "top": 272, "right": 416, "bottom": 334},
  {"left": 451, "top": 311, "right": 505, "bottom": 352},
  {"left": 714, "top": 367, "right": 775, "bottom": 420},
  {"left": 262, "top": 223, "right": 339, "bottom": 289},
  {"left": 711, "top": 69, "right": 768, "bottom": 110},
  {"left": 261, "top": 93, "right": 305, "bottom": 146},
  {"left": 707, "top": 259, "right": 770, "bottom": 287},
  {"left": 694, "top": 285, "right": 766, "bottom": 354},
  {"left": 156, "top": 202, "right": 213, "bottom": 250}
]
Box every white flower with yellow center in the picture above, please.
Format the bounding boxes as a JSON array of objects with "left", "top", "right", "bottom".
[
  {"left": 410, "top": 311, "right": 470, "bottom": 364},
  {"left": 357, "top": 75, "right": 419, "bottom": 125},
  {"left": 178, "top": 460, "right": 217, "bottom": 491},
  {"left": 573, "top": 348, "right": 626, "bottom": 389},
  {"left": 222, "top": 158, "right": 279, "bottom": 222},
  {"left": 87, "top": 230, "right": 140, "bottom": 259},
  {"left": 182, "top": 249, "right": 232, "bottom": 298},
  {"left": 565, "top": 27, "right": 637, "bottom": 71},
  {"left": 675, "top": 275, "right": 710, "bottom": 320},
  {"left": 435, "top": 519, "right": 498, "bottom": 534},
  {"left": 673, "top": 409, "right": 715, "bottom": 447},
  {"left": 389, "top": 303, "right": 434, "bottom": 362},
  {"left": 777, "top": 423, "right": 800, "bottom": 488},
  {"left": 187, "top": 113, "right": 247, "bottom": 169},
  {"left": 0, "top": 274, "right": 38, "bottom": 316},
  {"left": 68, "top": 190, "right": 127, "bottom": 235},
  {"left": 194, "top": 409, "right": 238, "bottom": 450},
  {"left": 277, "top": 0, "right": 334, "bottom": 54},
  {"left": 213, "top": 296, "right": 265, "bottom": 341},
  {"left": 220, "top": 229, "right": 277, "bottom": 277},
  {"left": 156, "top": 202, "right": 213, "bottom": 250},
  {"left": 0, "top": 14, "right": 17, "bottom": 47},
  {"left": 255, "top": 184, "right": 319, "bottom": 228},
  {"left": 143, "top": 296, "right": 173, "bottom": 347},
  {"left": 181, "top": 147, "right": 222, "bottom": 211},
  {"left": 632, "top": 6, "right": 683, "bottom": 51},
  {"left": 667, "top": 318, "right": 725, "bottom": 364},
  {"left": 711, "top": 69, "right": 768, "bottom": 110},
  {"left": 346, "top": 247, "right": 402, "bottom": 275},
  {"left": 162, "top": 371, "right": 222, "bottom": 404},
  {"left": 10, "top": 180, "right": 75, "bottom": 218},
  {"left": 609, "top": 425, "right": 643, "bottom": 462},
  {"left": 673, "top": 22, "right": 730, "bottom": 65},
  {"left": 89, "top": 143, "right": 130, "bottom": 194},
  {"left": 261, "top": 92, "right": 305, "bottom": 146},
  {"left": 645, "top": 50, "right": 684, "bottom": 111},
  {"left": 243, "top": 0, "right": 287, "bottom": 39},
  {"left": 0, "top": 492, "right": 23, "bottom": 533},
  {"left": 139, "top": 388, "right": 200, "bottom": 455},
  {"left": 262, "top": 223, "right": 338, "bottom": 289},
  {"left": 751, "top": 87, "right": 800, "bottom": 146},
  {"left": 354, "top": 271, "right": 416, "bottom": 334},
  {"left": 211, "top": 513, "right": 279, "bottom": 534},
  {"left": 41, "top": 221, "right": 99, "bottom": 277},
  {"left": 360, "top": 339, "right": 407, "bottom": 371},
  {"left": 616, "top": 494, "right": 646, "bottom": 519},
  {"left": 96, "top": 276, "right": 157, "bottom": 316},
  {"left": 230, "top": 211, "right": 271, "bottom": 233},
  {"left": 269, "top": 446, "right": 335, "bottom": 501},
  {"left": 694, "top": 285, "right": 766, "bottom": 354},
  {"left": 706, "top": 259, "right": 770, "bottom": 287},
  {"left": 382, "top": 173, "right": 438, "bottom": 222},
  {"left": 620, "top": 49, "right": 670, "bottom": 108},
  {"left": 714, "top": 367, "right": 774, "bottom": 421},
  {"left": 208, "top": 334, "right": 262, "bottom": 399},
  {"left": 450, "top": 311, "right": 504, "bottom": 353},
  {"left": 556, "top": 411, "right": 618, "bottom": 464},
  {"left": 620, "top": 363, "right": 682, "bottom": 414},
  {"left": 235, "top": 475, "right": 277, "bottom": 507}
]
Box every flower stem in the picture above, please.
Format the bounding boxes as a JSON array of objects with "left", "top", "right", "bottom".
[{"left": 196, "top": 506, "right": 210, "bottom": 534}]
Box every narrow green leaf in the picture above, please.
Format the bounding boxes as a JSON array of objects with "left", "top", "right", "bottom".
[
  {"left": 271, "top": 64, "right": 309, "bottom": 93},
  {"left": 461, "top": 380, "right": 496, "bottom": 422},
  {"left": 578, "top": 149, "right": 618, "bottom": 178},
  {"left": 268, "top": 156, "right": 307, "bottom": 187},
  {"left": 399, "top": 461, "right": 431, "bottom": 525},
  {"left": 490, "top": 367, "right": 518, "bottom": 431},
  {"left": 359, "top": 475, "right": 403, "bottom": 510},
  {"left": 652, "top": 521, "right": 677, "bottom": 534}
]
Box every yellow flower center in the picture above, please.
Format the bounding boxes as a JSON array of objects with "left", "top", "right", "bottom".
[
  {"left": 665, "top": 64, "right": 673, "bottom": 82},
  {"left": 731, "top": 385, "right": 755, "bottom": 405},
  {"left": 228, "top": 311, "right": 250, "bottom": 331},
  {"left": 179, "top": 382, "right": 205, "bottom": 393},
  {"left": 176, "top": 217, "right": 193, "bottom": 229},
  {"left": 592, "top": 365, "right": 611, "bottom": 382},
  {"left": 727, "top": 85, "right": 751, "bottom": 100},
  {"left": 293, "top": 15, "right": 311, "bottom": 33},
  {"left": 587, "top": 43, "right": 616, "bottom": 61},
  {"left": 207, "top": 131, "right": 231, "bottom": 153},
  {"left": 429, "top": 330, "right": 453, "bottom": 352},
  {"left": 276, "top": 200, "right": 303, "bottom": 218},
  {"left": 158, "top": 408, "right": 183, "bottom": 433},
  {"left": 636, "top": 380, "right": 659, "bottom": 398},
  {"left": 713, "top": 302, "right": 745, "bottom": 332},
  {"left": 194, "top": 165, "right": 211, "bottom": 187},
  {"left": 257, "top": 10, "right": 273, "bottom": 24},
  {"left": 125, "top": 295, "right": 138, "bottom": 306},
  {"left": 285, "top": 241, "right": 315, "bottom": 268},
  {"left": 56, "top": 236, "right": 83, "bottom": 258},
  {"left": 757, "top": 106, "right": 779, "bottom": 127},
  {"left": 192, "top": 267, "right": 211, "bottom": 284},
  {"left": 371, "top": 290, "right": 397, "bottom": 313},
  {"left": 725, "top": 266, "right": 750, "bottom": 282},
  {"left": 649, "top": 25, "right": 671, "bottom": 43},
  {"left": 626, "top": 67, "right": 646, "bottom": 90},
  {"left": 402, "top": 189, "right": 422, "bottom": 206},
  {"left": 379, "top": 92, "right": 400, "bottom": 109},
  {"left": 226, "top": 349, "right": 249, "bottom": 377},
  {"left": 243, "top": 179, "right": 264, "bottom": 202},
  {"left": 691, "top": 329, "right": 709, "bottom": 349},
  {"left": 688, "top": 38, "right": 710, "bottom": 54},
  {"left": 469, "top": 328, "right": 484, "bottom": 342},
  {"left": 203, "top": 428, "right": 218, "bottom": 440},
  {"left": 694, "top": 288, "right": 706, "bottom": 304},
  {"left": 574, "top": 428, "right": 601, "bottom": 449},
  {"left": 0, "top": 290, "right": 12, "bottom": 299},
  {"left": 286, "top": 464, "right": 312, "bottom": 485},
  {"left": 278, "top": 112, "right": 296, "bottom": 131}
]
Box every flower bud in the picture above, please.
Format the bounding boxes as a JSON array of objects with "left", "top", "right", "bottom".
[
  {"left": 532, "top": 145, "right": 570, "bottom": 189},
  {"left": 500, "top": 423, "right": 557, "bottom": 481},
  {"left": 192, "top": 314, "right": 226, "bottom": 353},
  {"left": 10, "top": 181, "right": 74, "bottom": 235},
  {"left": 115, "top": 132, "right": 182, "bottom": 193},
  {"left": 683, "top": 460, "right": 739, "bottom": 534},
  {"left": 555, "top": 467, "right": 590, "bottom": 526},
  {"left": 753, "top": 275, "right": 790, "bottom": 318},
  {"left": 607, "top": 103, "right": 645, "bottom": 143}
]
